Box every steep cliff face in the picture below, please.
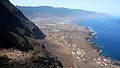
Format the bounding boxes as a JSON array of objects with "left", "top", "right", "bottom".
[
  {"left": 0, "top": 0, "right": 45, "bottom": 50},
  {"left": 0, "top": 0, "right": 63, "bottom": 68}
]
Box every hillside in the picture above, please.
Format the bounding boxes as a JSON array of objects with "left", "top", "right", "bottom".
[
  {"left": 16, "top": 6, "right": 112, "bottom": 25},
  {"left": 0, "top": 0, "right": 46, "bottom": 50},
  {"left": 17, "top": 6, "right": 111, "bottom": 20},
  {"left": 15, "top": 5, "right": 120, "bottom": 68},
  {"left": 0, "top": 0, "right": 63, "bottom": 68}
]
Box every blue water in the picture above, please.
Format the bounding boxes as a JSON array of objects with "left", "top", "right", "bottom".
[{"left": 76, "top": 17, "right": 120, "bottom": 62}]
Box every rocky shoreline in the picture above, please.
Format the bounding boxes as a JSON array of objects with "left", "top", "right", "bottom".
[{"left": 87, "top": 26, "right": 120, "bottom": 66}]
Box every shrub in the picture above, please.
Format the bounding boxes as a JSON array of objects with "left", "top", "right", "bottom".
[
  {"left": 28, "top": 50, "right": 35, "bottom": 54},
  {"left": 34, "top": 54, "right": 43, "bottom": 57}
]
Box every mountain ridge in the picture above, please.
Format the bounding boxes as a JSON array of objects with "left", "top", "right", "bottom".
[{"left": 16, "top": 6, "right": 112, "bottom": 20}]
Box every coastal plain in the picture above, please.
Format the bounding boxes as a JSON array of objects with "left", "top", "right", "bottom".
[{"left": 31, "top": 18, "right": 120, "bottom": 68}]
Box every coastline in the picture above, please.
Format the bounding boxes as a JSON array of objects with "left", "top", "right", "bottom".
[
  {"left": 32, "top": 19, "right": 120, "bottom": 68},
  {"left": 38, "top": 21, "right": 118, "bottom": 68},
  {"left": 76, "top": 22, "right": 120, "bottom": 66}
]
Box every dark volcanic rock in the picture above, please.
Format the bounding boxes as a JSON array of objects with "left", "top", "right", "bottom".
[
  {"left": 0, "top": 0, "right": 45, "bottom": 50},
  {"left": 0, "top": 0, "right": 63, "bottom": 68}
]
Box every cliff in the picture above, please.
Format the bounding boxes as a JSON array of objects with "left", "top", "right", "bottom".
[
  {"left": 0, "top": 0, "right": 63, "bottom": 68},
  {"left": 0, "top": 0, "right": 45, "bottom": 50}
]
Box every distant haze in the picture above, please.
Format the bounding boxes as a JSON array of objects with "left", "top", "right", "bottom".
[{"left": 10, "top": 0, "right": 120, "bottom": 16}]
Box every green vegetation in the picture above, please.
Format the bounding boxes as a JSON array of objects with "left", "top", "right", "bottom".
[
  {"left": 28, "top": 50, "right": 44, "bottom": 57},
  {"left": 28, "top": 50, "right": 35, "bottom": 54},
  {"left": 34, "top": 54, "right": 43, "bottom": 57}
]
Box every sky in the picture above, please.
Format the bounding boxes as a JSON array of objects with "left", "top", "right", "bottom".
[{"left": 9, "top": 0, "right": 120, "bottom": 16}]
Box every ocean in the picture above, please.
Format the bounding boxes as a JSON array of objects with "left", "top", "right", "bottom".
[{"left": 76, "top": 17, "right": 120, "bottom": 62}]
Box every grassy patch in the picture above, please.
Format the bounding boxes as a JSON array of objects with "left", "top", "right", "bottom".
[{"left": 28, "top": 50, "right": 35, "bottom": 54}]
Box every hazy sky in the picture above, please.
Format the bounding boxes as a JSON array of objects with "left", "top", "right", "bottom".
[{"left": 9, "top": 0, "right": 120, "bottom": 16}]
